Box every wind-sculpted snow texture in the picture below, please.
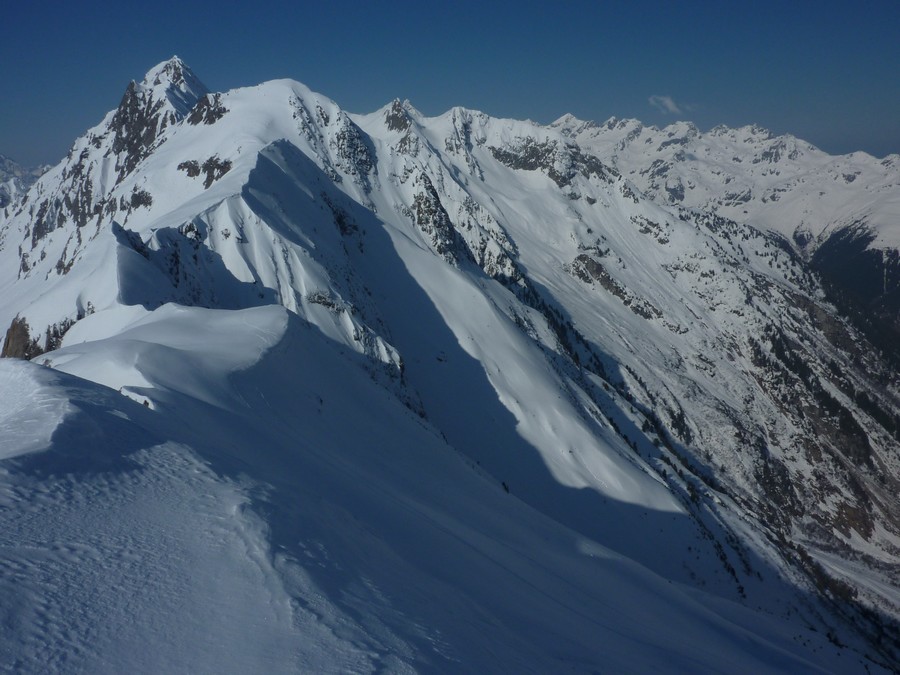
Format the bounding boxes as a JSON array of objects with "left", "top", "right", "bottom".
[{"left": 1, "top": 58, "right": 899, "bottom": 672}]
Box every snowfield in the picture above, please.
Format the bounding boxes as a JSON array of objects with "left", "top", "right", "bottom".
[{"left": 0, "top": 306, "right": 863, "bottom": 673}]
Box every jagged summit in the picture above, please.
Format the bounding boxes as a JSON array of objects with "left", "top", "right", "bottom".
[
  {"left": 142, "top": 55, "right": 189, "bottom": 85},
  {"left": 136, "top": 56, "right": 209, "bottom": 116},
  {"left": 382, "top": 98, "right": 413, "bottom": 132},
  {"left": 550, "top": 113, "right": 598, "bottom": 136},
  {"left": 599, "top": 116, "right": 643, "bottom": 130},
  {"left": 398, "top": 98, "right": 420, "bottom": 116}
]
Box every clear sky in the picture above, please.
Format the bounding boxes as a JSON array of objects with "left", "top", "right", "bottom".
[{"left": 3, "top": 0, "right": 899, "bottom": 166}]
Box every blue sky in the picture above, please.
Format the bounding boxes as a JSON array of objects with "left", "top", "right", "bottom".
[{"left": 3, "top": 0, "right": 899, "bottom": 166}]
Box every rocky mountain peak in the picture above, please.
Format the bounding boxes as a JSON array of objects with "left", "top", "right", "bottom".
[
  {"left": 104, "top": 57, "right": 208, "bottom": 180},
  {"left": 383, "top": 98, "right": 411, "bottom": 132},
  {"left": 739, "top": 123, "right": 775, "bottom": 142},
  {"left": 663, "top": 120, "right": 699, "bottom": 138},
  {"left": 550, "top": 113, "right": 597, "bottom": 137},
  {"left": 138, "top": 56, "right": 209, "bottom": 117}
]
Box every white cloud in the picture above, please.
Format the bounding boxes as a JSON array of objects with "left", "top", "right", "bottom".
[{"left": 648, "top": 95, "right": 682, "bottom": 115}]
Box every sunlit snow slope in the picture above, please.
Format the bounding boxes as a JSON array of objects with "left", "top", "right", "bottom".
[{"left": 552, "top": 114, "right": 900, "bottom": 332}]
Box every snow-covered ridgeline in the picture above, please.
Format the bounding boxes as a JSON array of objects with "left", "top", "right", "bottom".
[{"left": 1, "top": 58, "right": 899, "bottom": 671}]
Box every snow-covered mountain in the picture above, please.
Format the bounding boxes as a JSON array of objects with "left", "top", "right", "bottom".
[
  {"left": 1, "top": 57, "right": 899, "bottom": 672},
  {"left": 552, "top": 115, "right": 900, "bottom": 337},
  {"left": 0, "top": 154, "right": 46, "bottom": 209}
]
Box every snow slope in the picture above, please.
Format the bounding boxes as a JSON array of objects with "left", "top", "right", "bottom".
[
  {"left": 552, "top": 115, "right": 900, "bottom": 251},
  {"left": 0, "top": 305, "right": 870, "bottom": 673},
  {"left": 551, "top": 115, "right": 900, "bottom": 326},
  {"left": 1, "top": 58, "right": 898, "bottom": 671}
]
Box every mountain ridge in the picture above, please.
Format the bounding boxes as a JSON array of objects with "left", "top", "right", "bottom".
[{"left": 1, "top": 58, "right": 898, "bottom": 672}]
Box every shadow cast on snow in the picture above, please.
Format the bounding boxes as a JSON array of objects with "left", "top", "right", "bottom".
[{"left": 5, "top": 140, "right": 895, "bottom": 670}]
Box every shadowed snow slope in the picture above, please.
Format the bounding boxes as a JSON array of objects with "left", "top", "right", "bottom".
[{"left": 0, "top": 305, "right": 861, "bottom": 673}]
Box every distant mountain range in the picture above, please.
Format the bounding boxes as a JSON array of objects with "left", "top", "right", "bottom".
[
  {"left": 1, "top": 57, "right": 898, "bottom": 672},
  {"left": 552, "top": 114, "right": 900, "bottom": 343},
  {"left": 0, "top": 154, "right": 46, "bottom": 208}
]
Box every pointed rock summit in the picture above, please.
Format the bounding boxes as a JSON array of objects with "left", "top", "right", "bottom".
[
  {"left": 139, "top": 56, "right": 209, "bottom": 116},
  {"left": 109, "top": 57, "right": 209, "bottom": 178},
  {"left": 550, "top": 113, "right": 597, "bottom": 136},
  {"left": 383, "top": 99, "right": 412, "bottom": 132}
]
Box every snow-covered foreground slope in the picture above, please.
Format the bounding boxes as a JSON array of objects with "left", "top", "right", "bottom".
[
  {"left": 0, "top": 305, "right": 872, "bottom": 673},
  {"left": 1, "top": 58, "right": 899, "bottom": 671}
]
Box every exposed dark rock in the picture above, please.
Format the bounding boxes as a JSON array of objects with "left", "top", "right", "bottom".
[
  {"left": 177, "top": 160, "right": 201, "bottom": 177},
  {"left": 658, "top": 136, "right": 689, "bottom": 151},
  {"left": 201, "top": 156, "right": 232, "bottom": 188},
  {"left": 63, "top": 175, "right": 98, "bottom": 228},
  {"left": 1, "top": 317, "right": 43, "bottom": 359},
  {"left": 570, "top": 254, "right": 662, "bottom": 319},
  {"left": 331, "top": 114, "right": 375, "bottom": 189},
  {"left": 109, "top": 81, "right": 167, "bottom": 179},
  {"left": 443, "top": 109, "right": 485, "bottom": 178},
  {"left": 396, "top": 131, "right": 420, "bottom": 156},
  {"left": 111, "top": 221, "right": 150, "bottom": 258},
  {"left": 384, "top": 99, "right": 411, "bottom": 132},
  {"left": 187, "top": 93, "right": 228, "bottom": 125},
  {"left": 489, "top": 137, "right": 617, "bottom": 188},
  {"left": 31, "top": 199, "right": 52, "bottom": 246},
  {"left": 411, "top": 173, "right": 468, "bottom": 264},
  {"left": 321, "top": 193, "right": 357, "bottom": 236},
  {"left": 631, "top": 215, "right": 670, "bottom": 244},
  {"left": 753, "top": 448, "right": 804, "bottom": 530},
  {"left": 178, "top": 156, "right": 232, "bottom": 188},
  {"left": 641, "top": 158, "right": 670, "bottom": 180},
  {"left": 316, "top": 105, "right": 330, "bottom": 127},
  {"left": 752, "top": 139, "right": 799, "bottom": 164},
  {"left": 45, "top": 318, "right": 75, "bottom": 352},
  {"left": 665, "top": 179, "right": 685, "bottom": 203},
  {"left": 130, "top": 188, "right": 153, "bottom": 209}
]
